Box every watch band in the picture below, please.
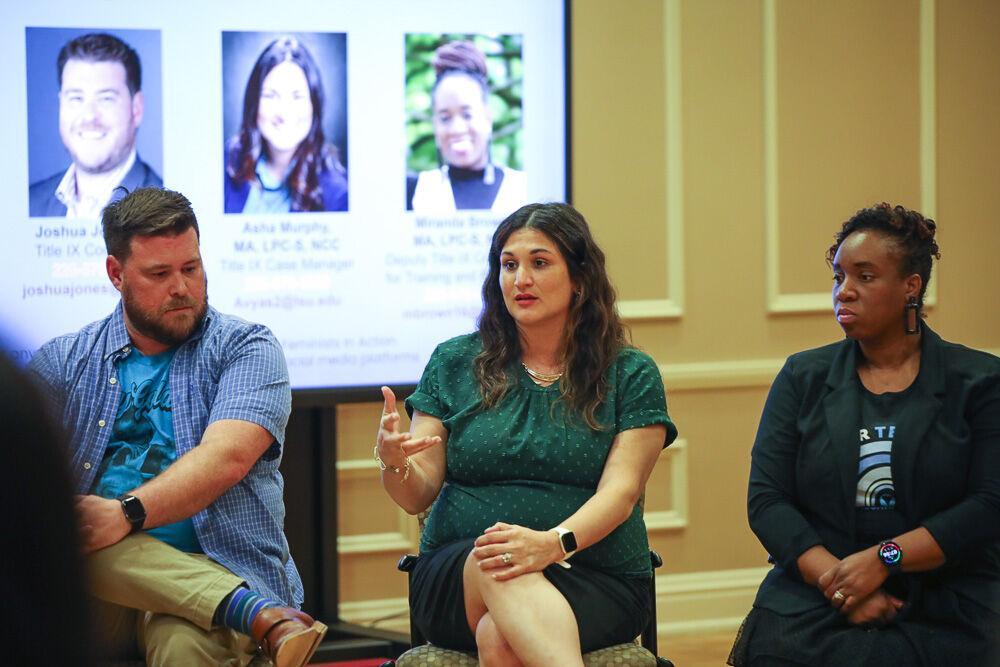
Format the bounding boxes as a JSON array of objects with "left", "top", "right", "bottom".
[
  {"left": 878, "top": 540, "right": 903, "bottom": 573},
  {"left": 118, "top": 494, "right": 146, "bottom": 533},
  {"left": 552, "top": 525, "right": 577, "bottom": 559}
]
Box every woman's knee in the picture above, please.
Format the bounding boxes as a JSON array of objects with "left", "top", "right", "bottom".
[{"left": 475, "top": 613, "right": 520, "bottom": 666}]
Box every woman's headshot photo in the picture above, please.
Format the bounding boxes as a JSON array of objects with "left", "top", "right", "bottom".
[
  {"left": 222, "top": 31, "right": 348, "bottom": 214},
  {"left": 405, "top": 34, "right": 525, "bottom": 214}
]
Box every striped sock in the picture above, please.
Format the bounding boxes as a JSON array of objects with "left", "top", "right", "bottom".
[{"left": 214, "top": 587, "right": 279, "bottom": 636}]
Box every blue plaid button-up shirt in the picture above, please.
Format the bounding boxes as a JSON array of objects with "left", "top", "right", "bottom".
[{"left": 28, "top": 302, "right": 303, "bottom": 606}]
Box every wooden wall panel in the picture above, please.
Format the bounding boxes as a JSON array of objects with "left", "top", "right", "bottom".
[{"left": 767, "top": 0, "right": 925, "bottom": 311}]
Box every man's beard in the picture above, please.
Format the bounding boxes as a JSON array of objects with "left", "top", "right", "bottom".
[{"left": 122, "top": 284, "right": 208, "bottom": 349}]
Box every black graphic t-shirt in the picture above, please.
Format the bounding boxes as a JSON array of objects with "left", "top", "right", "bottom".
[
  {"left": 856, "top": 385, "right": 913, "bottom": 510},
  {"left": 854, "top": 383, "right": 915, "bottom": 546}
]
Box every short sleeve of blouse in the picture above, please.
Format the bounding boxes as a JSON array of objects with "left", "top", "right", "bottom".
[
  {"left": 615, "top": 348, "right": 678, "bottom": 448},
  {"left": 406, "top": 335, "right": 482, "bottom": 421},
  {"left": 405, "top": 344, "right": 448, "bottom": 420}
]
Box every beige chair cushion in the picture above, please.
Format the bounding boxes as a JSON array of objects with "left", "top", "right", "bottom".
[
  {"left": 395, "top": 644, "right": 478, "bottom": 666},
  {"left": 395, "top": 641, "right": 657, "bottom": 666},
  {"left": 582, "top": 643, "right": 658, "bottom": 666}
]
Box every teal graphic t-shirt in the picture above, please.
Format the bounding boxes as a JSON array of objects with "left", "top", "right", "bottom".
[{"left": 90, "top": 347, "right": 202, "bottom": 553}]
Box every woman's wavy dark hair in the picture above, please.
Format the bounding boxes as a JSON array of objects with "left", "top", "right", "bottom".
[
  {"left": 474, "top": 203, "right": 630, "bottom": 430},
  {"left": 826, "top": 202, "right": 941, "bottom": 306},
  {"left": 225, "top": 36, "right": 343, "bottom": 212}
]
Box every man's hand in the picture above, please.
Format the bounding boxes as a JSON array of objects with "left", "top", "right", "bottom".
[
  {"left": 75, "top": 494, "right": 131, "bottom": 553},
  {"left": 472, "top": 522, "right": 565, "bottom": 581},
  {"left": 844, "top": 589, "right": 904, "bottom": 627},
  {"left": 818, "top": 547, "right": 888, "bottom": 613}
]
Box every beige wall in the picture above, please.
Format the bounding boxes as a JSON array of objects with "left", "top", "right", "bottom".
[{"left": 334, "top": 0, "right": 1000, "bottom": 635}]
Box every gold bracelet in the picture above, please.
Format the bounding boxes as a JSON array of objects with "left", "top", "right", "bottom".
[{"left": 374, "top": 444, "right": 410, "bottom": 483}]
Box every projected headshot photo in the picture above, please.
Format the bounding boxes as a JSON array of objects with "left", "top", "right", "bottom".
[
  {"left": 223, "top": 31, "right": 348, "bottom": 214},
  {"left": 26, "top": 28, "right": 163, "bottom": 219},
  {"left": 405, "top": 34, "right": 525, "bottom": 214}
]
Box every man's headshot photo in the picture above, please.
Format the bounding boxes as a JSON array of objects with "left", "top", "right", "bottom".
[{"left": 26, "top": 29, "right": 163, "bottom": 219}]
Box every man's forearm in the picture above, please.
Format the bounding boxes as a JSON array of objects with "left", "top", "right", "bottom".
[{"left": 131, "top": 419, "right": 274, "bottom": 528}]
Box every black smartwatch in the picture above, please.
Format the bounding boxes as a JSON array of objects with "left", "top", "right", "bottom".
[
  {"left": 553, "top": 526, "right": 577, "bottom": 559},
  {"left": 878, "top": 540, "right": 903, "bottom": 573},
  {"left": 118, "top": 495, "right": 147, "bottom": 533}
]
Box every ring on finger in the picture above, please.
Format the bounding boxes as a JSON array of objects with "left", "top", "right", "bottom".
[
  {"left": 833, "top": 590, "right": 845, "bottom": 602},
  {"left": 501, "top": 552, "right": 513, "bottom": 565}
]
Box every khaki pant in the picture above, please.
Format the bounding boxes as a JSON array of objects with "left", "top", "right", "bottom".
[{"left": 87, "top": 533, "right": 264, "bottom": 666}]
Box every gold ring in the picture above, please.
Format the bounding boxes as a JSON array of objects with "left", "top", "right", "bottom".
[
  {"left": 501, "top": 552, "right": 513, "bottom": 565},
  {"left": 833, "top": 590, "right": 845, "bottom": 602}
]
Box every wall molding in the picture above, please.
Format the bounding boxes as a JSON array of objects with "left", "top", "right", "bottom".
[
  {"left": 762, "top": 0, "right": 937, "bottom": 314},
  {"left": 619, "top": 0, "right": 684, "bottom": 321},
  {"left": 339, "top": 531, "right": 412, "bottom": 555},
  {"left": 658, "top": 357, "right": 783, "bottom": 391},
  {"left": 645, "top": 438, "right": 689, "bottom": 531},
  {"left": 339, "top": 597, "right": 410, "bottom": 635},
  {"left": 656, "top": 566, "right": 769, "bottom": 636},
  {"left": 658, "top": 346, "right": 1000, "bottom": 393},
  {"left": 336, "top": 459, "right": 418, "bottom": 553}
]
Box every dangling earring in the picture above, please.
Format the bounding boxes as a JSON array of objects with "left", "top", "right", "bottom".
[{"left": 904, "top": 296, "right": 920, "bottom": 335}]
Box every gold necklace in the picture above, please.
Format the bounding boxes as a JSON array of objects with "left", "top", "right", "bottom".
[{"left": 522, "top": 363, "right": 563, "bottom": 383}]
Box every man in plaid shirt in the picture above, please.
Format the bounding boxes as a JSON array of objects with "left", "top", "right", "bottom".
[{"left": 29, "top": 187, "right": 326, "bottom": 667}]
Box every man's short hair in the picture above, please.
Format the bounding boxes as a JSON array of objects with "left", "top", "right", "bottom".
[
  {"left": 57, "top": 33, "right": 142, "bottom": 96},
  {"left": 102, "top": 187, "right": 200, "bottom": 261}
]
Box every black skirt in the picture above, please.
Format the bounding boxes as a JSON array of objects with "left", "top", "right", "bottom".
[
  {"left": 409, "top": 537, "right": 651, "bottom": 653},
  {"left": 728, "top": 577, "right": 1000, "bottom": 667}
]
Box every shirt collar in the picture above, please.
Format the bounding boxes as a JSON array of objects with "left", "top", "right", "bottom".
[
  {"left": 56, "top": 150, "right": 138, "bottom": 219},
  {"left": 102, "top": 301, "right": 216, "bottom": 361},
  {"left": 255, "top": 157, "right": 287, "bottom": 191},
  {"left": 103, "top": 301, "right": 134, "bottom": 361}
]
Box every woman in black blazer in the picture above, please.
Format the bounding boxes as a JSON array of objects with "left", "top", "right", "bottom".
[{"left": 730, "top": 203, "right": 1000, "bottom": 666}]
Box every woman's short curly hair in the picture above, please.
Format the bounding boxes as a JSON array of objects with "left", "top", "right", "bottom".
[{"left": 826, "top": 202, "right": 941, "bottom": 306}]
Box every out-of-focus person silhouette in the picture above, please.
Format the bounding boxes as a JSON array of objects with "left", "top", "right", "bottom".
[{"left": 0, "top": 346, "right": 94, "bottom": 666}]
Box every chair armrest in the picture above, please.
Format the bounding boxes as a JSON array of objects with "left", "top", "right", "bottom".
[
  {"left": 650, "top": 550, "right": 663, "bottom": 570},
  {"left": 397, "top": 554, "right": 420, "bottom": 573}
]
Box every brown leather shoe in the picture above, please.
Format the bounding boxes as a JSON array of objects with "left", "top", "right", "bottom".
[{"left": 250, "top": 606, "right": 328, "bottom": 667}]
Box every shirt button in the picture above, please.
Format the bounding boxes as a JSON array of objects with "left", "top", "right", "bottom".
[
  {"left": 109, "top": 377, "right": 117, "bottom": 385},
  {"left": 83, "top": 462, "right": 92, "bottom": 470},
  {"left": 98, "top": 419, "right": 106, "bottom": 427}
]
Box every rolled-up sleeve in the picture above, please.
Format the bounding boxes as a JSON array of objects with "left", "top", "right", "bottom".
[{"left": 207, "top": 325, "right": 291, "bottom": 446}]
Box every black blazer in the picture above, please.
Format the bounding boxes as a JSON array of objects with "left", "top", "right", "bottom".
[{"left": 748, "top": 325, "right": 1000, "bottom": 615}]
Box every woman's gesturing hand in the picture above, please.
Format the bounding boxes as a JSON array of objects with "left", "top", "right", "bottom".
[
  {"left": 376, "top": 386, "right": 442, "bottom": 472},
  {"left": 472, "top": 522, "right": 566, "bottom": 581}
]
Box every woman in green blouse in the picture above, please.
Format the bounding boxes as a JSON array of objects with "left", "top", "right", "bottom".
[{"left": 375, "top": 202, "right": 678, "bottom": 666}]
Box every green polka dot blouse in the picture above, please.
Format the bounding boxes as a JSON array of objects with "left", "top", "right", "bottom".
[{"left": 405, "top": 333, "right": 678, "bottom": 578}]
